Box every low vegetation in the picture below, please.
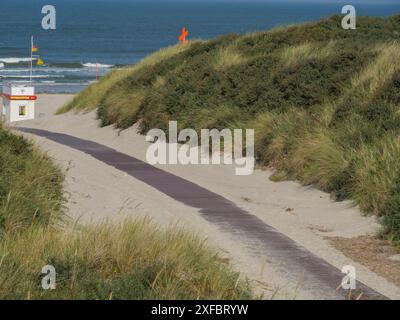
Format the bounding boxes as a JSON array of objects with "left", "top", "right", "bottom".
[
  {"left": 0, "top": 125, "right": 251, "bottom": 299},
  {"left": 0, "top": 219, "right": 251, "bottom": 300},
  {"left": 0, "top": 123, "right": 63, "bottom": 233},
  {"left": 62, "top": 15, "right": 400, "bottom": 242}
]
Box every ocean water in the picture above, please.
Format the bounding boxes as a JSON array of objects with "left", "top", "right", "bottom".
[{"left": 0, "top": 0, "right": 399, "bottom": 93}]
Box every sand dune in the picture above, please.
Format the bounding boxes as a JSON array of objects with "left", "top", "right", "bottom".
[{"left": 11, "top": 94, "right": 400, "bottom": 300}]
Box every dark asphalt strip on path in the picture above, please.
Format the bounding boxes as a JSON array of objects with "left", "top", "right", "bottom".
[{"left": 17, "top": 127, "right": 389, "bottom": 300}]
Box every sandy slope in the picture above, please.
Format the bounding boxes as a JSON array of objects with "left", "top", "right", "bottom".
[{"left": 10, "top": 94, "right": 400, "bottom": 299}]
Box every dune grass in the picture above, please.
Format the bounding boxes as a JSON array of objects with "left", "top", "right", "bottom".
[
  {"left": 351, "top": 136, "right": 400, "bottom": 215},
  {"left": 0, "top": 219, "right": 251, "bottom": 300},
  {"left": 213, "top": 45, "right": 247, "bottom": 71},
  {"left": 280, "top": 41, "right": 335, "bottom": 68},
  {"left": 0, "top": 123, "right": 64, "bottom": 234},
  {"left": 61, "top": 15, "right": 400, "bottom": 242}
]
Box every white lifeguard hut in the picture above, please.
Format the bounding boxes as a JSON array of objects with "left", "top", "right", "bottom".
[{"left": 1, "top": 83, "right": 36, "bottom": 123}]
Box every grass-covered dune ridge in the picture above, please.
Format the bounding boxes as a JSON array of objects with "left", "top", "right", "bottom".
[{"left": 63, "top": 15, "right": 400, "bottom": 242}]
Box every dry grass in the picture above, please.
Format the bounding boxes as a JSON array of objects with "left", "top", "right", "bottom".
[
  {"left": 0, "top": 218, "right": 252, "bottom": 300},
  {"left": 98, "top": 86, "right": 146, "bottom": 128},
  {"left": 291, "top": 132, "right": 349, "bottom": 192},
  {"left": 213, "top": 46, "right": 247, "bottom": 71},
  {"left": 352, "top": 135, "right": 400, "bottom": 215},
  {"left": 280, "top": 41, "right": 335, "bottom": 68},
  {"left": 281, "top": 42, "right": 316, "bottom": 67},
  {"left": 251, "top": 109, "right": 311, "bottom": 170},
  {"left": 350, "top": 42, "right": 400, "bottom": 104}
]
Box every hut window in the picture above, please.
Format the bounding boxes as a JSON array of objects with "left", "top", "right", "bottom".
[{"left": 19, "top": 105, "right": 27, "bottom": 116}]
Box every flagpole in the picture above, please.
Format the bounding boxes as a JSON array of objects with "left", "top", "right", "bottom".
[{"left": 30, "top": 36, "right": 33, "bottom": 83}]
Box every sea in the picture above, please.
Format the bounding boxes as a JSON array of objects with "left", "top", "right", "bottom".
[{"left": 0, "top": 0, "right": 399, "bottom": 93}]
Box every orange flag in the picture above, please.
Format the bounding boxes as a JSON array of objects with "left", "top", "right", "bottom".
[{"left": 179, "top": 27, "right": 189, "bottom": 44}]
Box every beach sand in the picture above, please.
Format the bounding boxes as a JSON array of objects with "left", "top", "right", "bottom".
[{"left": 10, "top": 93, "right": 400, "bottom": 300}]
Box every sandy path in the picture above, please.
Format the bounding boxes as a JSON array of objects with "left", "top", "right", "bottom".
[{"left": 10, "top": 94, "right": 400, "bottom": 299}]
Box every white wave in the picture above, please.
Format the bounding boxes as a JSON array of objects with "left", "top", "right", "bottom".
[
  {"left": 0, "top": 75, "right": 65, "bottom": 79},
  {"left": 0, "top": 69, "right": 32, "bottom": 73},
  {"left": 0, "top": 68, "right": 84, "bottom": 73},
  {"left": 0, "top": 63, "right": 4, "bottom": 69},
  {"left": 33, "top": 82, "right": 91, "bottom": 87},
  {"left": 0, "top": 57, "right": 35, "bottom": 63},
  {"left": 83, "top": 62, "right": 113, "bottom": 68}
]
